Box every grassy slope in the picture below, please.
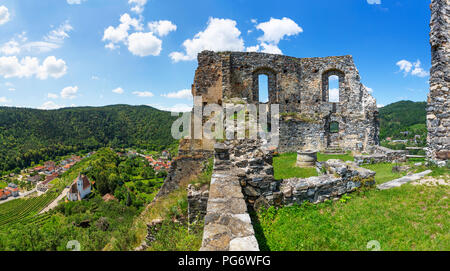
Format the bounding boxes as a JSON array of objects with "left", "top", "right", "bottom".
[{"left": 256, "top": 184, "right": 450, "bottom": 251}]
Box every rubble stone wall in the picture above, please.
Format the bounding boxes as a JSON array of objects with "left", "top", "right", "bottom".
[{"left": 427, "top": 0, "right": 450, "bottom": 162}]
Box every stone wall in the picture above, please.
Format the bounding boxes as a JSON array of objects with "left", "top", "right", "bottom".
[
  {"left": 191, "top": 51, "right": 379, "bottom": 153},
  {"left": 427, "top": 0, "right": 450, "bottom": 162},
  {"left": 281, "top": 160, "right": 375, "bottom": 205},
  {"left": 354, "top": 145, "right": 407, "bottom": 165},
  {"left": 200, "top": 142, "right": 259, "bottom": 251}
]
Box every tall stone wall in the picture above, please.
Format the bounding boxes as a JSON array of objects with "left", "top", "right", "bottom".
[
  {"left": 428, "top": 0, "right": 450, "bottom": 162},
  {"left": 192, "top": 51, "right": 379, "bottom": 153}
]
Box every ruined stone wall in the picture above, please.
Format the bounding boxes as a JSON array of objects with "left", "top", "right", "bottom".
[
  {"left": 192, "top": 51, "right": 379, "bottom": 153},
  {"left": 428, "top": 0, "right": 450, "bottom": 162}
]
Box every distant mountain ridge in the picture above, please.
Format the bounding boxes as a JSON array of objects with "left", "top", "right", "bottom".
[
  {"left": 0, "top": 104, "right": 178, "bottom": 172},
  {"left": 378, "top": 100, "right": 427, "bottom": 142}
]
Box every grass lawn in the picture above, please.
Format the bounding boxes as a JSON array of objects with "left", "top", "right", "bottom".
[
  {"left": 361, "top": 163, "right": 405, "bottom": 184},
  {"left": 254, "top": 184, "right": 450, "bottom": 251},
  {"left": 273, "top": 153, "right": 318, "bottom": 180}
]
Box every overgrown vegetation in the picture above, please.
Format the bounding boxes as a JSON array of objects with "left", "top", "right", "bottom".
[{"left": 255, "top": 184, "right": 449, "bottom": 251}]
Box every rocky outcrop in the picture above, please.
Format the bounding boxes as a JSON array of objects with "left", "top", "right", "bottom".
[{"left": 427, "top": 0, "right": 450, "bottom": 162}]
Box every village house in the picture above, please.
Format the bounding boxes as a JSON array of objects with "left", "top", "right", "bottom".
[
  {"left": 5, "top": 184, "right": 19, "bottom": 197},
  {"left": 67, "top": 174, "right": 91, "bottom": 201},
  {"left": 27, "top": 175, "right": 41, "bottom": 184}
]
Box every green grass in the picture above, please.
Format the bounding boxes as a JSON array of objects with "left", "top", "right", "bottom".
[
  {"left": 361, "top": 163, "right": 405, "bottom": 184},
  {"left": 273, "top": 153, "right": 318, "bottom": 180},
  {"left": 317, "top": 152, "right": 354, "bottom": 162},
  {"left": 255, "top": 184, "right": 450, "bottom": 251}
]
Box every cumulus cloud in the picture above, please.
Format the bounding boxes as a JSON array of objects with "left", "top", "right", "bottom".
[
  {"left": 0, "top": 56, "right": 67, "bottom": 79},
  {"left": 161, "top": 89, "right": 192, "bottom": 99},
  {"left": 0, "top": 6, "right": 10, "bottom": 25},
  {"left": 45, "top": 21, "right": 73, "bottom": 44},
  {"left": 129, "top": 0, "right": 147, "bottom": 14},
  {"left": 367, "top": 0, "right": 381, "bottom": 4},
  {"left": 60, "top": 86, "right": 78, "bottom": 99},
  {"left": 112, "top": 87, "right": 124, "bottom": 94},
  {"left": 377, "top": 104, "right": 385, "bottom": 108},
  {"left": 132, "top": 91, "right": 154, "bottom": 97},
  {"left": 247, "top": 17, "right": 302, "bottom": 55},
  {"left": 396, "top": 59, "right": 429, "bottom": 77},
  {"left": 148, "top": 20, "right": 177, "bottom": 37},
  {"left": 127, "top": 32, "right": 162, "bottom": 57},
  {"left": 170, "top": 18, "right": 245, "bottom": 62},
  {"left": 103, "top": 13, "right": 142, "bottom": 46}
]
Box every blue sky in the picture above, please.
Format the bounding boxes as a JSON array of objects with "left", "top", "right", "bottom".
[{"left": 0, "top": 0, "right": 431, "bottom": 111}]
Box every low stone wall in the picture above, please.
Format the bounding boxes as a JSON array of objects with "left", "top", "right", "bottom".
[
  {"left": 200, "top": 143, "right": 259, "bottom": 251},
  {"left": 281, "top": 160, "right": 375, "bottom": 205},
  {"left": 354, "top": 145, "right": 407, "bottom": 165}
]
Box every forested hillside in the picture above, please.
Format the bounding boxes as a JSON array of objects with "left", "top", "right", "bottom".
[
  {"left": 0, "top": 105, "right": 178, "bottom": 172},
  {"left": 379, "top": 100, "right": 427, "bottom": 142}
]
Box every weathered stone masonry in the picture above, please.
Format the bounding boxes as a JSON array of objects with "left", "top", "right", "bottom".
[
  {"left": 427, "top": 0, "right": 450, "bottom": 162},
  {"left": 192, "top": 51, "right": 379, "bottom": 153}
]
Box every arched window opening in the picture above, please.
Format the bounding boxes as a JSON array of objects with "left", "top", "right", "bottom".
[
  {"left": 328, "top": 75, "right": 339, "bottom": 103},
  {"left": 330, "top": 121, "right": 339, "bottom": 133},
  {"left": 258, "top": 74, "right": 269, "bottom": 103}
]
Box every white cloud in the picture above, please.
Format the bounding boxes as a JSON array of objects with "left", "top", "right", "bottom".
[
  {"left": 246, "top": 17, "right": 302, "bottom": 55},
  {"left": 132, "top": 91, "right": 154, "bottom": 97},
  {"left": 103, "top": 13, "right": 143, "bottom": 46},
  {"left": 396, "top": 59, "right": 429, "bottom": 77},
  {"left": 367, "top": 0, "right": 381, "bottom": 4},
  {"left": 149, "top": 103, "right": 192, "bottom": 112},
  {"left": 112, "top": 87, "right": 124, "bottom": 94},
  {"left": 260, "top": 42, "right": 282, "bottom": 54},
  {"left": 170, "top": 18, "right": 245, "bottom": 62},
  {"left": 377, "top": 104, "right": 385, "bottom": 108},
  {"left": 47, "top": 93, "right": 58, "bottom": 99},
  {"left": 127, "top": 32, "right": 162, "bottom": 57},
  {"left": 0, "top": 56, "right": 67, "bottom": 79},
  {"left": 148, "top": 20, "right": 177, "bottom": 37},
  {"left": 1, "top": 22, "right": 73, "bottom": 55},
  {"left": 60, "top": 86, "right": 78, "bottom": 99},
  {"left": 0, "top": 6, "right": 10, "bottom": 25},
  {"left": 329, "top": 88, "right": 339, "bottom": 103},
  {"left": 256, "top": 17, "right": 303, "bottom": 45},
  {"left": 365, "top": 86, "right": 374, "bottom": 93},
  {"left": 129, "top": 0, "right": 147, "bottom": 14},
  {"left": 411, "top": 60, "right": 429, "bottom": 77},
  {"left": 67, "top": 0, "right": 86, "bottom": 4},
  {"left": 91, "top": 75, "right": 99, "bottom": 80},
  {"left": 45, "top": 21, "right": 73, "bottom": 44},
  {"left": 162, "top": 89, "right": 192, "bottom": 99},
  {"left": 0, "top": 96, "right": 11, "bottom": 103},
  {"left": 0, "top": 40, "right": 20, "bottom": 55},
  {"left": 39, "top": 101, "right": 62, "bottom": 110},
  {"left": 38, "top": 56, "right": 68, "bottom": 79}
]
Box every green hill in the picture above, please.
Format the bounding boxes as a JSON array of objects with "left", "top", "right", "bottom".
[
  {"left": 0, "top": 105, "right": 178, "bottom": 173},
  {"left": 378, "top": 100, "right": 427, "bottom": 143}
]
